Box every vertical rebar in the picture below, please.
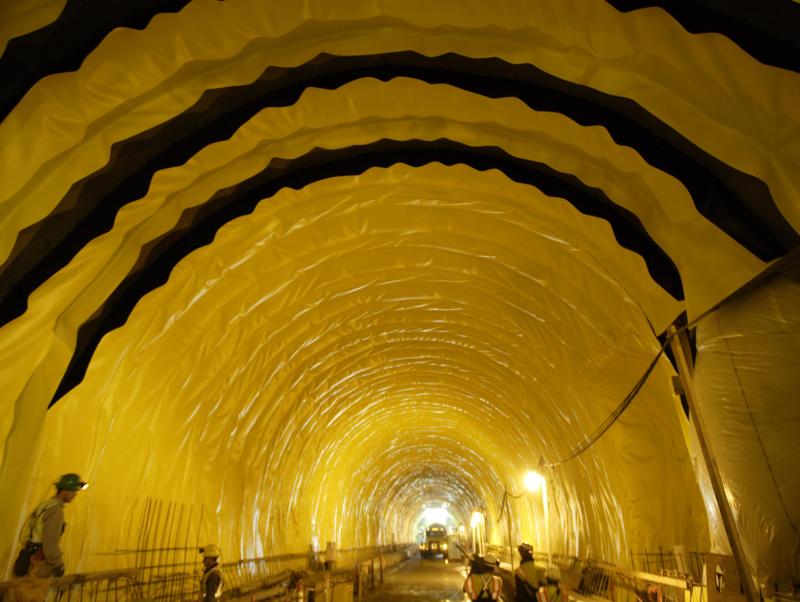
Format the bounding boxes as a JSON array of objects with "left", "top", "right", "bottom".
[
  {"left": 136, "top": 499, "right": 147, "bottom": 571},
  {"left": 149, "top": 499, "right": 164, "bottom": 600},
  {"left": 159, "top": 501, "right": 175, "bottom": 601},
  {"left": 123, "top": 499, "right": 138, "bottom": 573},
  {"left": 138, "top": 498, "right": 153, "bottom": 599},
  {"left": 193, "top": 505, "right": 205, "bottom": 602},
  {"left": 182, "top": 503, "right": 194, "bottom": 601},
  {"left": 168, "top": 501, "right": 180, "bottom": 602},
  {"left": 155, "top": 499, "right": 166, "bottom": 600},
  {"left": 143, "top": 498, "right": 156, "bottom": 599},
  {"left": 165, "top": 502, "right": 184, "bottom": 602}
]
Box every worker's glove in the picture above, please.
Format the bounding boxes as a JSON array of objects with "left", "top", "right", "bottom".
[{"left": 53, "top": 565, "right": 65, "bottom": 577}]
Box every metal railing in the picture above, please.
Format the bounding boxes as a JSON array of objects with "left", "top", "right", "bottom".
[
  {"left": 481, "top": 545, "right": 742, "bottom": 602},
  {"left": 0, "top": 569, "right": 141, "bottom": 602},
  {"left": 0, "top": 544, "right": 414, "bottom": 602},
  {"left": 54, "top": 570, "right": 142, "bottom": 602},
  {"left": 629, "top": 550, "right": 707, "bottom": 582},
  {"left": 223, "top": 552, "right": 311, "bottom": 598}
]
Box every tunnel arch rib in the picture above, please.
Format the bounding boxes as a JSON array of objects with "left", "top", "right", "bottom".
[{"left": 1, "top": 52, "right": 794, "bottom": 330}]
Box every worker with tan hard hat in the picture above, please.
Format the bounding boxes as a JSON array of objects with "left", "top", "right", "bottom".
[
  {"left": 464, "top": 553, "right": 503, "bottom": 600},
  {"left": 199, "top": 544, "right": 223, "bottom": 602}
]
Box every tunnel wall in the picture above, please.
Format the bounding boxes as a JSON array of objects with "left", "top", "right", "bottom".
[
  {"left": 694, "top": 265, "right": 800, "bottom": 585},
  {"left": 6, "top": 165, "right": 706, "bottom": 573},
  {"left": 0, "top": 0, "right": 798, "bottom": 585}
]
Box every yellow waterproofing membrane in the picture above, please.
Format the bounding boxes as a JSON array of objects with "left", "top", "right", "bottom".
[
  {"left": 0, "top": 0, "right": 67, "bottom": 55},
  {"left": 1, "top": 0, "right": 798, "bottom": 588}
]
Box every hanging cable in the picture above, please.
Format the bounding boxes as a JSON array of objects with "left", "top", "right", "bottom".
[
  {"left": 542, "top": 336, "right": 671, "bottom": 468},
  {"left": 541, "top": 245, "right": 799, "bottom": 468}
]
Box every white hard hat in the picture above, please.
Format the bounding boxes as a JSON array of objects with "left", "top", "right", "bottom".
[{"left": 200, "top": 544, "right": 221, "bottom": 558}]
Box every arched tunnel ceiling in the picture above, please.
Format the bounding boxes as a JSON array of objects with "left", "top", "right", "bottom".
[{"left": 1, "top": 0, "right": 799, "bottom": 582}]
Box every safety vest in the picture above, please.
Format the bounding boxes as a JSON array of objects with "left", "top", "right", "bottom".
[
  {"left": 19, "top": 498, "right": 60, "bottom": 545},
  {"left": 200, "top": 566, "right": 223, "bottom": 601},
  {"left": 537, "top": 583, "right": 565, "bottom": 602},
  {"left": 465, "top": 573, "right": 502, "bottom": 600}
]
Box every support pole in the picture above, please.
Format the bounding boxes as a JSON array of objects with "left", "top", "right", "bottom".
[
  {"left": 667, "top": 326, "right": 759, "bottom": 602},
  {"left": 506, "top": 489, "right": 514, "bottom": 581}
]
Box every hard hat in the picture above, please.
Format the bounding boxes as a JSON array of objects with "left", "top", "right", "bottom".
[
  {"left": 518, "top": 542, "right": 534, "bottom": 556},
  {"left": 200, "top": 544, "right": 221, "bottom": 558},
  {"left": 55, "top": 473, "right": 88, "bottom": 491}
]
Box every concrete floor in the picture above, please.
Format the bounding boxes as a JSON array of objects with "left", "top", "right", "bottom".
[{"left": 362, "top": 556, "right": 470, "bottom": 601}]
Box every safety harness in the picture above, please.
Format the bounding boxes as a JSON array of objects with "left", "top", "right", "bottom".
[
  {"left": 20, "top": 498, "right": 60, "bottom": 545},
  {"left": 466, "top": 573, "right": 501, "bottom": 600}
]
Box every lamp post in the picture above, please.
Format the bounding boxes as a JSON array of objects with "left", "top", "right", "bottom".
[
  {"left": 499, "top": 484, "right": 515, "bottom": 576},
  {"left": 470, "top": 510, "right": 485, "bottom": 556},
  {"left": 524, "top": 470, "right": 550, "bottom": 565},
  {"left": 498, "top": 474, "right": 531, "bottom": 582},
  {"left": 498, "top": 469, "right": 550, "bottom": 594}
]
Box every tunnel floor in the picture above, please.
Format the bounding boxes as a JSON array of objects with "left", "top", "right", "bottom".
[{"left": 363, "top": 555, "right": 469, "bottom": 601}]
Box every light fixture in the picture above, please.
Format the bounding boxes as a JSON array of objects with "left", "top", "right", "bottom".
[
  {"left": 470, "top": 511, "right": 483, "bottom": 529},
  {"left": 524, "top": 470, "right": 544, "bottom": 493},
  {"left": 524, "top": 470, "right": 550, "bottom": 566}
]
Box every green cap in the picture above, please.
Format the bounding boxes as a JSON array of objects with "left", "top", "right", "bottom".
[{"left": 55, "top": 473, "right": 88, "bottom": 491}]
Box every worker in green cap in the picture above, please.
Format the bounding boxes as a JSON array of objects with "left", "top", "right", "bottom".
[{"left": 14, "top": 473, "right": 89, "bottom": 581}]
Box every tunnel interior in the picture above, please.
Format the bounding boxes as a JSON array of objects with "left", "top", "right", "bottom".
[{"left": 0, "top": 0, "right": 799, "bottom": 590}]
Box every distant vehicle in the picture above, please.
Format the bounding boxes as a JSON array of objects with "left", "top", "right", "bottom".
[{"left": 420, "top": 523, "right": 449, "bottom": 559}]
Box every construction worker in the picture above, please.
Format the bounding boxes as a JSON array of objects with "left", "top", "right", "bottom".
[
  {"left": 463, "top": 553, "right": 503, "bottom": 600},
  {"left": 536, "top": 567, "right": 566, "bottom": 602},
  {"left": 324, "top": 541, "right": 337, "bottom": 570},
  {"left": 10, "top": 473, "right": 88, "bottom": 602},
  {"left": 515, "top": 543, "right": 545, "bottom": 602},
  {"left": 199, "top": 545, "right": 223, "bottom": 602},
  {"left": 14, "top": 473, "right": 88, "bottom": 578}
]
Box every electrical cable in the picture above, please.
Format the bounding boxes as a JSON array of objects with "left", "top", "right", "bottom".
[{"left": 542, "top": 245, "right": 799, "bottom": 468}]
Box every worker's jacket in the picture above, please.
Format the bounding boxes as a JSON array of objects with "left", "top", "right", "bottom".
[
  {"left": 200, "top": 565, "right": 223, "bottom": 602},
  {"left": 464, "top": 573, "right": 503, "bottom": 600},
  {"left": 21, "top": 497, "right": 65, "bottom": 569},
  {"left": 515, "top": 561, "right": 545, "bottom": 601}
]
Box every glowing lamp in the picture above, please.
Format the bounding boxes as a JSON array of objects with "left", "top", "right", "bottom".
[
  {"left": 470, "top": 511, "right": 483, "bottom": 529},
  {"left": 524, "top": 470, "right": 545, "bottom": 493}
]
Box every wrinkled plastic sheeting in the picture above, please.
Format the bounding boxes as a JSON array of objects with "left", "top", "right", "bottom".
[
  {"left": 8, "top": 165, "right": 706, "bottom": 573},
  {"left": 694, "top": 263, "right": 800, "bottom": 586},
  {"left": 0, "top": 0, "right": 67, "bottom": 54},
  {"left": 1, "top": 0, "right": 798, "bottom": 580}
]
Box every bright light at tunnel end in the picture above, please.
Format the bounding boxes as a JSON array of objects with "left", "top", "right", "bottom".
[{"left": 420, "top": 506, "right": 450, "bottom": 525}]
